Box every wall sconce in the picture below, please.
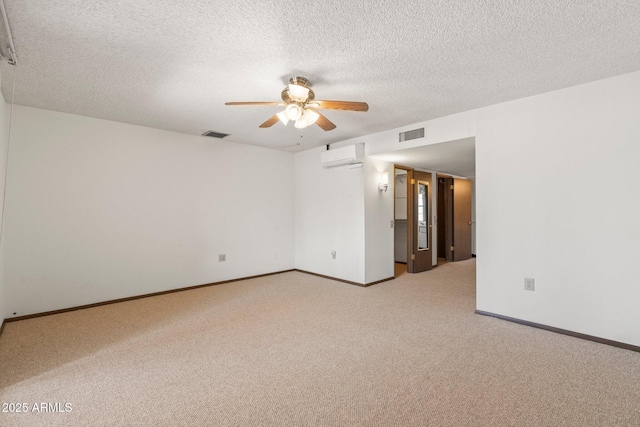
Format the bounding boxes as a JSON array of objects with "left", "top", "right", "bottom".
[{"left": 378, "top": 172, "right": 389, "bottom": 193}]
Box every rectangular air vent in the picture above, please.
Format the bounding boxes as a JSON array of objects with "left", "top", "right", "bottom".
[
  {"left": 399, "top": 127, "right": 425, "bottom": 142},
  {"left": 202, "top": 130, "right": 229, "bottom": 138}
]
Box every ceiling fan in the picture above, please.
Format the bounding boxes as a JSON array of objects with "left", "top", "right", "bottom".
[{"left": 225, "top": 77, "right": 368, "bottom": 131}]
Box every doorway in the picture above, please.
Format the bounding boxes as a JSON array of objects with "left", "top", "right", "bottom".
[
  {"left": 407, "top": 170, "right": 433, "bottom": 273},
  {"left": 437, "top": 176, "right": 473, "bottom": 262},
  {"left": 393, "top": 168, "right": 408, "bottom": 273},
  {"left": 394, "top": 166, "right": 434, "bottom": 275}
]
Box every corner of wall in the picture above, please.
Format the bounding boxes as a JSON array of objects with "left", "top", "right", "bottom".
[
  {"left": 0, "top": 74, "right": 10, "bottom": 321},
  {"left": 364, "top": 158, "right": 395, "bottom": 283},
  {"left": 294, "top": 145, "right": 366, "bottom": 283}
]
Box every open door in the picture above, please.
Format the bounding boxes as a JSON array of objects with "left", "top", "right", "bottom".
[
  {"left": 437, "top": 177, "right": 472, "bottom": 262},
  {"left": 407, "top": 170, "right": 433, "bottom": 273},
  {"left": 438, "top": 176, "right": 454, "bottom": 262},
  {"left": 452, "top": 178, "right": 472, "bottom": 261}
]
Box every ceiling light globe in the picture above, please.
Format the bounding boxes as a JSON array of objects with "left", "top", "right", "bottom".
[
  {"left": 304, "top": 109, "right": 319, "bottom": 125},
  {"left": 276, "top": 110, "right": 290, "bottom": 126},
  {"left": 295, "top": 109, "right": 320, "bottom": 129},
  {"left": 285, "top": 104, "right": 303, "bottom": 121}
]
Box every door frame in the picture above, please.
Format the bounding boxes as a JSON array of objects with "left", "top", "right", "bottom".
[
  {"left": 436, "top": 175, "right": 473, "bottom": 262},
  {"left": 452, "top": 178, "right": 473, "bottom": 261},
  {"left": 437, "top": 175, "right": 454, "bottom": 262},
  {"left": 407, "top": 169, "right": 433, "bottom": 273},
  {"left": 393, "top": 165, "right": 412, "bottom": 273}
]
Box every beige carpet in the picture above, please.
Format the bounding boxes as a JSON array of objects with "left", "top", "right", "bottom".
[{"left": 1, "top": 259, "right": 639, "bottom": 426}]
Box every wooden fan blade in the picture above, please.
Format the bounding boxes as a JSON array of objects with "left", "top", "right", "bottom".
[
  {"left": 225, "top": 102, "right": 282, "bottom": 106},
  {"left": 311, "top": 109, "right": 337, "bottom": 131},
  {"left": 312, "top": 100, "right": 369, "bottom": 112},
  {"left": 259, "top": 115, "right": 280, "bottom": 128}
]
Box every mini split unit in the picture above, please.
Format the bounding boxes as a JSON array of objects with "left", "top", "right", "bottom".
[{"left": 320, "top": 143, "right": 364, "bottom": 167}]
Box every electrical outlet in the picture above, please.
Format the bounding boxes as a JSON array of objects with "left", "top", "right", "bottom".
[
  {"left": 390, "top": 220, "right": 394, "bottom": 228},
  {"left": 218, "top": 254, "right": 226, "bottom": 262},
  {"left": 524, "top": 277, "right": 535, "bottom": 291},
  {"left": 331, "top": 250, "right": 336, "bottom": 260}
]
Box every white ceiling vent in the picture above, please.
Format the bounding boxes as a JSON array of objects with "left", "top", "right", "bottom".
[
  {"left": 399, "top": 127, "right": 425, "bottom": 142},
  {"left": 202, "top": 130, "right": 229, "bottom": 138}
]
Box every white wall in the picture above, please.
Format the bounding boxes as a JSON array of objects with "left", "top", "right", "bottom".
[
  {"left": 476, "top": 71, "right": 640, "bottom": 346},
  {"left": 343, "top": 70, "right": 640, "bottom": 347},
  {"left": 364, "top": 158, "right": 394, "bottom": 283},
  {"left": 0, "top": 83, "right": 9, "bottom": 321},
  {"left": 2, "top": 106, "right": 295, "bottom": 318},
  {"left": 295, "top": 147, "right": 365, "bottom": 283},
  {"left": 471, "top": 178, "right": 476, "bottom": 255},
  {"left": 294, "top": 146, "right": 365, "bottom": 283},
  {"left": 365, "top": 110, "right": 477, "bottom": 156},
  {"left": 293, "top": 145, "right": 394, "bottom": 285}
]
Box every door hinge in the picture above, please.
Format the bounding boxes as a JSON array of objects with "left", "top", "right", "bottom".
[
  {"left": 450, "top": 185, "right": 454, "bottom": 190},
  {"left": 450, "top": 246, "right": 454, "bottom": 251},
  {"left": 411, "top": 179, "right": 416, "bottom": 185},
  {"left": 411, "top": 254, "right": 416, "bottom": 260}
]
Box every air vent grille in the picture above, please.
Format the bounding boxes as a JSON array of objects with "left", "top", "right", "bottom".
[
  {"left": 399, "top": 127, "right": 425, "bottom": 142},
  {"left": 202, "top": 130, "right": 229, "bottom": 138}
]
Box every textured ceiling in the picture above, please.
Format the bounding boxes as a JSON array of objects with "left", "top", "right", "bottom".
[{"left": 1, "top": 1, "right": 639, "bottom": 153}]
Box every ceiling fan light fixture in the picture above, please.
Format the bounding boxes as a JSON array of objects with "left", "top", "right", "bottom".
[
  {"left": 288, "top": 83, "right": 310, "bottom": 102},
  {"left": 226, "top": 76, "right": 367, "bottom": 133},
  {"left": 295, "top": 108, "right": 319, "bottom": 129},
  {"left": 306, "top": 109, "right": 319, "bottom": 125},
  {"left": 276, "top": 110, "right": 290, "bottom": 126},
  {"left": 285, "top": 104, "right": 303, "bottom": 120}
]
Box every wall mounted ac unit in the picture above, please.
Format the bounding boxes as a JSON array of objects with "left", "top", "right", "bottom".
[{"left": 320, "top": 143, "right": 364, "bottom": 167}]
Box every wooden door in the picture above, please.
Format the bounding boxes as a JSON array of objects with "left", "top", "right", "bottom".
[
  {"left": 439, "top": 177, "right": 455, "bottom": 262},
  {"left": 437, "top": 178, "right": 447, "bottom": 258},
  {"left": 452, "top": 178, "right": 472, "bottom": 261},
  {"left": 407, "top": 170, "right": 433, "bottom": 273}
]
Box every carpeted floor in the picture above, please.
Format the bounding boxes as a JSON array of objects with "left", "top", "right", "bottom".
[{"left": 1, "top": 259, "right": 639, "bottom": 426}]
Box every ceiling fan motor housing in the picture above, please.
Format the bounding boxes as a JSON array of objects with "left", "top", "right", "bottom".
[
  {"left": 289, "top": 76, "right": 310, "bottom": 87},
  {"left": 281, "top": 76, "right": 315, "bottom": 104},
  {"left": 281, "top": 87, "right": 315, "bottom": 104}
]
